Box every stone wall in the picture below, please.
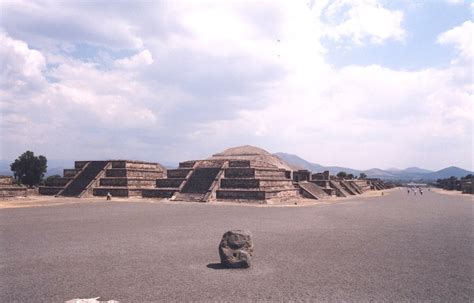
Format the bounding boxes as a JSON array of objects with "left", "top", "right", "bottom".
[
  {"left": 224, "top": 168, "right": 255, "bottom": 178},
  {"left": 156, "top": 178, "right": 185, "bottom": 188},
  {"left": 221, "top": 178, "right": 259, "bottom": 189},
  {"left": 39, "top": 186, "right": 62, "bottom": 195},
  {"left": 105, "top": 169, "right": 163, "bottom": 178},
  {"left": 293, "top": 170, "right": 311, "bottom": 182},
  {"left": 93, "top": 188, "right": 142, "bottom": 197},
  {"left": 63, "top": 169, "right": 78, "bottom": 177},
  {"left": 99, "top": 178, "right": 156, "bottom": 187},
  {"left": 0, "top": 176, "right": 13, "bottom": 186},
  {"left": 216, "top": 190, "right": 266, "bottom": 200},
  {"left": 111, "top": 160, "right": 163, "bottom": 170},
  {"left": 0, "top": 187, "right": 27, "bottom": 198},
  {"left": 167, "top": 169, "right": 192, "bottom": 178}
]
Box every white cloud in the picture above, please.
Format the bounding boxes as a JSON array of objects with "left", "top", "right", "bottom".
[
  {"left": 0, "top": 1, "right": 471, "bottom": 169},
  {"left": 115, "top": 49, "right": 154, "bottom": 69},
  {"left": 319, "top": 0, "right": 405, "bottom": 45},
  {"left": 0, "top": 31, "right": 46, "bottom": 93},
  {"left": 437, "top": 20, "right": 473, "bottom": 63}
]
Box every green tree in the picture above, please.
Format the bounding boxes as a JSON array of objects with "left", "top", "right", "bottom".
[
  {"left": 359, "top": 172, "right": 367, "bottom": 179},
  {"left": 10, "top": 151, "right": 47, "bottom": 186},
  {"left": 347, "top": 173, "right": 354, "bottom": 179},
  {"left": 336, "top": 171, "right": 347, "bottom": 179}
]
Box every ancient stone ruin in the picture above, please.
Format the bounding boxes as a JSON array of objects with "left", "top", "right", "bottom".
[
  {"left": 0, "top": 176, "right": 27, "bottom": 198},
  {"left": 38, "top": 145, "right": 391, "bottom": 202},
  {"left": 143, "top": 145, "right": 298, "bottom": 202},
  {"left": 39, "top": 160, "right": 165, "bottom": 198}
]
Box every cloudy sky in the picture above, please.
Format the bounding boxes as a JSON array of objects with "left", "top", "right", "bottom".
[{"left": 0, "top": 0, "right": 472, "bottom": 170}]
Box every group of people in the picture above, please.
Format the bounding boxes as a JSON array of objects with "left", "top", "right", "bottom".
[{"left": 407, "top": 187, "right": 424, "bottom": 196}]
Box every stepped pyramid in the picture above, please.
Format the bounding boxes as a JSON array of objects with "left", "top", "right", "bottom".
[
  {"left": 39, "top": 160, "right": 165, "bottom": 198},
  {"left": 143, "top": 145, "right": 299, "bottom": 202}
]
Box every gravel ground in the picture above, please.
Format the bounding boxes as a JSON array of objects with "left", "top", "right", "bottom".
[{"left": 1, "top": 189, "right": 472, "bottom": 302}]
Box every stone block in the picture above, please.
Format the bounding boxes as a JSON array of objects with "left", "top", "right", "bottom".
[{"left": 219, "top": 230, "right": 253, "bottom": 268}]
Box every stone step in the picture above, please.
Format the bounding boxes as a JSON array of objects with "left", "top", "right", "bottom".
[
  {"left": 224, "top": 168, "right": 288, "bottom": 179},
  {"left": 61, "top": 161, "right": 108, "bottom": 197},
  {"left": 255, "top": 170, "right": 289, "bottom": 179},
  {"left": 216, "top": 189, "right": 266, "bottom": 200},
  {"left": 167, "top": 169, "right": 192, "bottom": 178},
  {"left": 173, "top": 192, "right": 206, "bottom": 202},
  {"left": 179, "top": 161, "right": 196, "bottom": 168},
  {"left": 329, "top": 180, "right": 350, "bottom": 197},
  {"left": 224, "top": 168, "right": 255, "bottom": 178},
  {"left": 49, "top": 177, "right": 73, "bottom": 187},
  {"left": 265, "top": 188, "right": 300, "bottom": 199},
  {"left": 111, "top": 160, "right": 162, "bottom": 170},
  {"left": 39, "top": 186, "right": 63, "bottom": 195},
  {"left": 93, "top": 187, "right": 145, "bottom": 197},
  {"left": 156, "top": 178, "right": 185, "bottom": 188},
  {"left": 142, "top": 188, "right": 176, "bottom": 198},
  {"left": 99, "top": 178, "right": 156, "bottom": 187},
  {"left": 63, "top": 169, "right": 79, "bottom": 177},
  {"left": 228, "top": 160, "right": 251, "bottom": 168},
  {"left": 220, "top": 178, "right": 259, "bottom": 188},
  {"left": 298, "top": 181, "right": 329, "bottom": 199},
  {"left": 181, "top": 167, "right": 221, "bottom": 194},
  {"left": 105, "top": 168, "right": 164, "bottom": 178},
  {"left": 220, "top": 178, "right": 295, "bottom": 189}
]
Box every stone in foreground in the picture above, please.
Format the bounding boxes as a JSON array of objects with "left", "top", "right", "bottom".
[{"left": 219, "top": 230, "right": 253, "bottom": 268}]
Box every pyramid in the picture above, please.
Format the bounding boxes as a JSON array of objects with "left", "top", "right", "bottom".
[{"left": 143, "top": 145, "right": 299, "bottom": 202}]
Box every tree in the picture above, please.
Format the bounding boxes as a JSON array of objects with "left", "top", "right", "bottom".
[
  {"left": 10, "top": 151, "right": 47, "bottom": 186},
  {"left": 359, "top": 172, "right": 367, "bottom": 179},
  {"left": 347, "top": 173, "right": 354, "bottom": 180},
  {"left": 336, "top": 171, "right": 347, "bottom": 179}
]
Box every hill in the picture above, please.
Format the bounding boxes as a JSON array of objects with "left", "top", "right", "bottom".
[{"left": 274, "top": 152, "right": 472, "bottom": 180}]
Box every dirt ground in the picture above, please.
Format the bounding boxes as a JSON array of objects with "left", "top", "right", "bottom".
[{"left": 0, "top": 188, "right": 398, "bottom": 209}]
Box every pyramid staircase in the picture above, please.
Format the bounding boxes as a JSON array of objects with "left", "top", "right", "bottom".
[
  {"left": 329, "top": 180, "right": 351, "bottom": 197},
  {"left": 352, "top": 180, "right": 370, "bottom": 192},
  {"left": 339, "top": 180, "right": 358, "bottom": 195},
  {"left": 297, "top": 181, "right": 330, "bottom": 199},
  {"left": 39, "top": 168, "right": 79, "bottom": 195},
  {"left": 143, "top": 160, "right": 225, "bottom": 202},
  {"left": 40, "top": 160, "right": 165, "bottom": 198},
  {"left": 347, "top": 181, "right": 363, "bottom": 194},
  {"left": 58, "top": 161, "right": 108, "bottom": 197}
]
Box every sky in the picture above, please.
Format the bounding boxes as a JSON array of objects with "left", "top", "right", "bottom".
[{"left": 0, "top": 0, "right": 472, "bottom": 171}]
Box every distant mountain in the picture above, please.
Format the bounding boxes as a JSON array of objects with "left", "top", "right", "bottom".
[
  {"left": 275, "top": 153, "right": 360, "bottom": 175},
  {"left": 425, "top": 166, "right": 473, "bottom": 180},
  {"left": 274, "top": 152, "right": 472, "bottom": 181},
  {"left": 274, "top": 153, "right": 325, "bottom": 171},
  {"left": 401, "top": 167, "right": 433, "bottom": 174}
]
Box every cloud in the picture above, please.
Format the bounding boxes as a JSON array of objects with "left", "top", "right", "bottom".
[
  {"left": 319, "top": 0, "right": 405, "bottom": 45},
  {"left": 0, "top": 31, "right": 46, "bottom": 94},
  {"left": 0, "top": 1, "right": 471, "bottom": 170},
  {"left": 115, "top": 49, "right": 154, "bottom": 69},
  {"left": 437, "top": 20, "right": 473, "bottom": 63}
]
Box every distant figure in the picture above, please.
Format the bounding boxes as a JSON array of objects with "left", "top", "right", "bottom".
[
  {"left": 414, "top": 189, "right": 417, "bottom": 196},
  {"left": 381, "top": 192, "right": 384, "bottom": 196},
  {"left": 106, "top": 192, "right": 112, "bottom": 200},
  {"left": 419, "top": 188, "right": 423, "bottom": 196},
  {"left": 407, "top": 188, "right": 410, "bottom": 194}
]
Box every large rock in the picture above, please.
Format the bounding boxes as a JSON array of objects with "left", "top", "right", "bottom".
[{"left": 219, "top": 230, "right": 253, "bottom": 268}]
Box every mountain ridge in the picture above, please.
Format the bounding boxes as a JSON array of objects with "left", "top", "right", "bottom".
[{"left": 274, "top": 152, "right": 472, "bottom": 180}]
